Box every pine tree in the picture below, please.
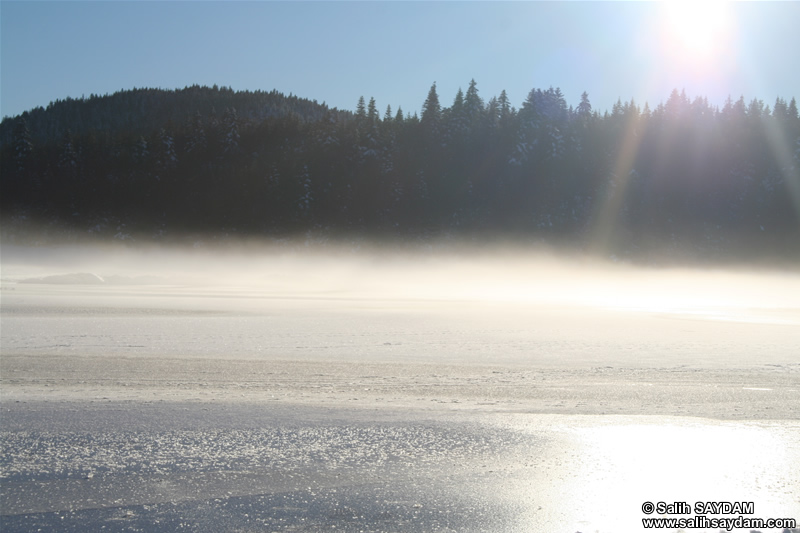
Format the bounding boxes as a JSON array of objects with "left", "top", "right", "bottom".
[
  {"left": 747, "top": 98, "right": 766, "bottom": 118},
  {"left": 612, "top": 98, "right": 624, "bottom": 118},
  {"left": 367, "top": 97, "right": 379, "bottom": 125},
  {"left": 773, "top": 97, "right": 788, "bottom": 119},
  {"left": 464, "top": 79, "right": 484, "bottom": 125},
  {"left": 485, "top": 96, "right": 500, "bottom": 130},
  {"left": 665, "top": 88, "right": 687, "bottom": 119},
  {"left": 577, "top": 91, "right": 592, "bottom": 118},
  {"left": 498, "top": 90, "right": 511, "bottom": 119},
  {"left": 787, "top": 98, "right": 798, "bottom": 120},
  {"left": 355, "top": 96, "right": 367, "bottom": 123},
  {"left": 734, "top": 96, "right": 747, "bottom": 117},
  {"left": 421, "top": 82, "right": 441, "bottom": 137},
  {"left": 448, "top": 88, "right": 467, "bottom": 136}
]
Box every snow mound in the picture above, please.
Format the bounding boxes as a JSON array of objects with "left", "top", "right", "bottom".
[
  {"left": 101, "top": 274, "right": 169, "bottom": 285},
  {"left": 19, "top": 273, "right": 106, "bottom": 285},
  {"left": 18, "top": 273, "right": 171, "bottom": 285}
]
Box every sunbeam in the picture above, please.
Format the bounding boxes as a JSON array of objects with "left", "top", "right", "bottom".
[
  {"left": 760, "top": 116, "right": 800, "bottom": 232},
  {"left": 588, "top": 107, "right": 644, "bottom": 255}
]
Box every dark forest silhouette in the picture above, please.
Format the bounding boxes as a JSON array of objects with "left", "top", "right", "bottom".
[{"left": 2, "top": 83, "right": 798, "bottom": 261}]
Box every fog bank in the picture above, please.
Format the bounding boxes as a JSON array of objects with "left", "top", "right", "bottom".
[{"left": 3, "top": 242, "right": 799, "bottom": 326}]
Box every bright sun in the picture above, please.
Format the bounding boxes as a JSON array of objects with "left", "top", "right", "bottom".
[{"left": 661, "top": 0, "right": 733, "bottom": 62}]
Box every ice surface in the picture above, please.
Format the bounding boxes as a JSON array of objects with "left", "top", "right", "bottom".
[{"left": 1, "top": 243, "right": 799, "bottom": 531}]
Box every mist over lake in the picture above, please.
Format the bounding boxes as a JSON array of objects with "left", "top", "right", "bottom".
[{"left": 2, "top": 242, "right": 798, "bottom": 531}]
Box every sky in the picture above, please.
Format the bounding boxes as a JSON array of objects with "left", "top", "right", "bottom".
[{"left": 1, "top": 1, "right": 799, "bottom": 120}]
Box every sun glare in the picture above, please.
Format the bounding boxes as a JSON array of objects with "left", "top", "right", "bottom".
[{"left": 661, "top": 0, "right": 733, "bottom": 62}]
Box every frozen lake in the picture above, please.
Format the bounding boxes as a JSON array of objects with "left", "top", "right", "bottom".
[{"left": 1, "top": 245, "right": 799, "bottom": 531}]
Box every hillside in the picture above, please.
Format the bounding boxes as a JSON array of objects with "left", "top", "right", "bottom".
[
  {"left": 0, "top": 85, "right": 342, "bottom": 146},
  {"left": 2, "top": 83, "right": 799, "bottom": 263}
]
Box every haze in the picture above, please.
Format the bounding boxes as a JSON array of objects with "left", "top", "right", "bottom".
[
  {"left": 2, "top": 241, "right": 799, "bottom": 531},
  {"left": 4, "top": 241, "right": 798, "bottom": 319}
]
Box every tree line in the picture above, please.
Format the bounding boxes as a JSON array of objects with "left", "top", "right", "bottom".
[{"left": 2, "top": 83, "right": 798, "bottom": 260}]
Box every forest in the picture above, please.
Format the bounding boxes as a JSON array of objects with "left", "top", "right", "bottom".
[{"left": 1, "top": 82, "right": 799, "bottom": 262}]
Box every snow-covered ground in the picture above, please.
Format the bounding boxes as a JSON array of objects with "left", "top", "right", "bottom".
[{"left": 1, "top": 244, "right": 799, "bottom": 531}]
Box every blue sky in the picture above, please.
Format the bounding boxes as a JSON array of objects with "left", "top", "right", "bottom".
[{"left": 2, "top": 1, "right": 798, "bottom": 120}]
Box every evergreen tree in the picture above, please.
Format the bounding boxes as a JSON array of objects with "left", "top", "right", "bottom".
[
  {"left": 367, "top": 97, "right": 379, "bottom": 125},
  {"left": 773, "top": 97, "right": 788, "bottom": 119},
  {"left": 498, "top": 90, "right": 512, "bottom": 119},
  {"left": 447, "top": 88, "right": 467, "bottom": 136},
  {"left": 577, "top": 91, "right": 592, "bottom": 118},
  {"left": 665, "top": 88, "right": 688, "bottom": 119},
  {"left": 420, "top": 82, "right": 441, "bottom": 138},
  {"left": 747, "top": 98, "right": 766, "bottom": 119},
  {"left": 787, "top": 98, "right": 798, "bottom": 120},
  {"left": 464, "top": 79, "right": 484, "bottom": 125},
  {"left": 485, "top": 96, "right": 500, "bottom": 130},
  {"left": 355, "top": 96, "right": 367, "bottom": 123}
]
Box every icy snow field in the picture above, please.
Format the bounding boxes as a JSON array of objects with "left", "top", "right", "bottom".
[{"left": 1, "top": 244, "right": 799, "bottom": 532}]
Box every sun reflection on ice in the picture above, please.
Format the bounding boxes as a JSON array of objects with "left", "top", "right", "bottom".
[{"left": 557, "top": 418, "right": 799, "bottom": 532}]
